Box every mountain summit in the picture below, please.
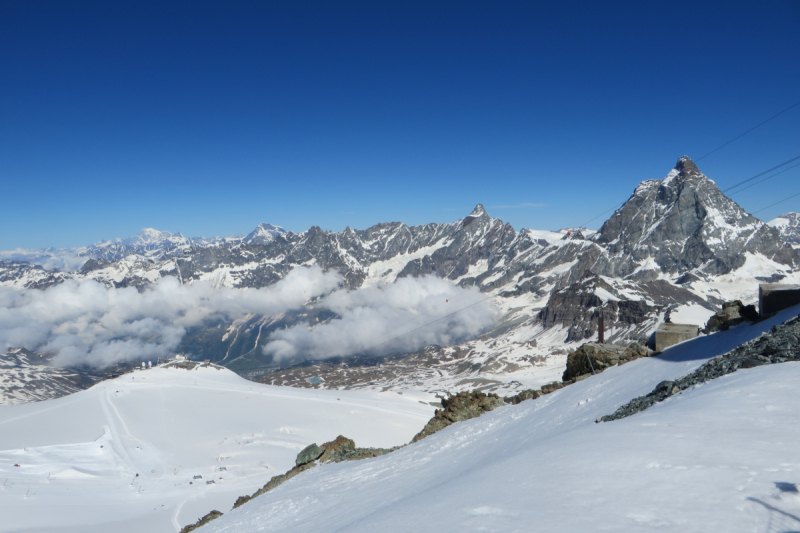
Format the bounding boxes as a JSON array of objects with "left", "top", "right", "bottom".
[
  {"left": 244, "top": 223, "right": 287, "bottom": 245},
  {"left": 592, "top": 156, "right": 796, "bottom": 278}
]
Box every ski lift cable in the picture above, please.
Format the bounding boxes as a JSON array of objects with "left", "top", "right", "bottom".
[
  {"left": 354, "top": 296, "right": 496, "bottom": 357},
  {"left": 696, "top": 97, "right": 800, "bottom": 162},
  {"left": 728, "top": 161, "right": 800, "bottom": 196},
  {"left": 574, "top": 98, "right": 800, "bottom": 229},
  {"left": 722, "top": 154, "right": 800, "bottom": 193},
  {"left": 576, "top": 201, "right": 626, "bottom": 229},
  {"left": 751, "top": 190, "right": 800, "bottom": 215}
]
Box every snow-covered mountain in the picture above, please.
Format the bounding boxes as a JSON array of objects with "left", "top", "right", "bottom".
[
  {"left": 0, "top": 362, "right": 435, "bottom": 533},
  {"left": 1, "top": 157, "right": 798, "bottom": 395},
  {"left": 187, "top": 306, "right": 800, "bottom": 532},
  {"left": 0, "top": 228, "right": 250, "bottom": 275},
  {"left": 243, "top": 223, "right": 287, "bottom": 245},
  {"left": 0, "top": 348, "right": 99, "bottom": 404},
  {"left": 769, "top": 212, "right": 800, "bottom": 248}
]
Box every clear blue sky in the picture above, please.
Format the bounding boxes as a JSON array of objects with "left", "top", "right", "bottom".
[{"left": 1, "top": 1, "right": 799, "bottom": 249}]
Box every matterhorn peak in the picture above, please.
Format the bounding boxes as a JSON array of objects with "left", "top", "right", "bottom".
[{"left": 674, "top": 156, "right": 703, "bottom": 178}]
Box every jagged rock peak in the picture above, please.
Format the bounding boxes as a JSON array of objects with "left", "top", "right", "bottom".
[
  {"left": 592, "top": 156, "right": 798, "bottom": 277},
  {"left": 469, "top": 204, "right": 487, "bottom": 217},
  {"left": 674, "top": 156, "right": 702, "bottom": 177}
]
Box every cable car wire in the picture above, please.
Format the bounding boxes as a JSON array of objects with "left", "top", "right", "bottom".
[
  {"left": 696, "top": 98, "right": 800, "bottom": 162},
  {"left": 722, "top": 154, "right": 800, "bottom": 193},
  {"left": 752, "top": 191, "right": 800, "bottom": 215},
  {"left": 728, "top": 161, "right": 800, "bottom": 196}
]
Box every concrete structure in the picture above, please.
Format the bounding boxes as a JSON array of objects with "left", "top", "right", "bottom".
[
  {"left": 655, "top": 323, "right": 700, "bottom": 352},
  {"left": 759, "top": 284, "right": 800, "bottom": 316}
]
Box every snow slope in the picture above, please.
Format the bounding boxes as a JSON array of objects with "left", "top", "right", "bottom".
[
  {"left": 203, "top": 304, "right": 800, "bottom": 533},
  {"left": 0, "top": 365, "right": 435, "bottom": 533}
]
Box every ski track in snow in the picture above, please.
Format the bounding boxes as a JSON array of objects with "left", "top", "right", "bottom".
[{"left": 0, "top": 365, "right": 435, "bottom": 533}]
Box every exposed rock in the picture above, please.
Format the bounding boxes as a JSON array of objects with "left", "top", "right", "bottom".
[
  {"left": 703, "top": 300, "right": 758, "bottom": 334},
  {"left": 295, "top": 443, "right": 324, "bottom": 466},
  {"left": 179, "top": 510, "right": 223, "bottom": 533},
  {"left": 319, "top": 435, "right": 356, "bottom": 462},
  {"left": 598, "top": 314, "right": 800, "bottom": 422},
  {"left": 562, "top": 342, "right": 653, "bottom": 381},
  {"left": 411, "top": 390, "right": 505, "bottom": 443},
  {"left": 505, "top": 389, "right": 542, "bottom": 405},
  {"left": 233, "top": 461, "right": 317, "bottom": 509},
  {"left": 232, "top": 434, "right": 398, "bottom": 512},
  {"left": 540, "top": 381, "right": 565, "bottom": 394}
]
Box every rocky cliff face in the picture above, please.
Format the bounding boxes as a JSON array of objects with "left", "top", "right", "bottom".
[{"left": 592, "top": 157, "right": 797, "bottom": 278}]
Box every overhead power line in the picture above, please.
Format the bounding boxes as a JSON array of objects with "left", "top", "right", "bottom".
[
  {"left": 722, "top": 154, "right": 800, "bottom": 193},
  {"left": 576, "top": 203, "right": 625, "bottom": 229},
  {"left": 576, "top": 101, "right": 800, "bottom": 229},
  {"left": 728, "top": 161, "right": 800, "bottom": 196},
  {"left": 577, "top": 155, "right": 800, "bottom": 230},
  {"left": 752, "top": 191, "right": 800, "bottom": 215},
  {"left": 696, "top": 98, "right": 800, "bottom": 162}
]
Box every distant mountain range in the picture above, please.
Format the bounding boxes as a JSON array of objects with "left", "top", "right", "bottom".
[{"left": 2, "top": 156, "right": 799, "bottom": 398}]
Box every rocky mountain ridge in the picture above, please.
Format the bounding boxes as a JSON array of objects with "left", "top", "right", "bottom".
[
  {"left": 2, "top": 157, "right": 799, "bottom": 394},
  {"left": 768, "top": 212, "right": 800, "bottom": 248},
  {"left": 0, "top": 348, "right": 101, "bottom": 404}
]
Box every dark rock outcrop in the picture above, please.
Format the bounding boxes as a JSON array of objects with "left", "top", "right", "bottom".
[
  {"left": 179, "top": 510, "right": 223, "bottom": 533},
  {"left": 232, "top": 434, "right": 399, "bottom": 511},
  {"left": 505, "top": 389, "right": 542, "bottom": 405},
  {"left": 703, "top": 300, "right": 759, "bottom": 334},
  {"left": 562, "top": 342, "right": 653, "bottom": 381},
  {"left": 411, "top": 390, "right": 505, "bottom": 442},
  {"left": 598, "top": 314, "right": 800, "bottom": 422},
  {"left": 232, "top": 462, "right": 318, "bottom": 509},
  {"left": 295, "top": 443, "right": 324, "bottom": 466}
]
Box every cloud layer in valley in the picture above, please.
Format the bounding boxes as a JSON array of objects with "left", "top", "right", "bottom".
[
  {"left": 264, "top": 276, "right": 498, "bottom": 360},
  {"left": 0, "top": 266, "right": 341, "bottom": 368}
]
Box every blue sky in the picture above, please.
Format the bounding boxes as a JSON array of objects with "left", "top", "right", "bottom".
[{"left": 1, "top": 1, "right": 799, "bottom": 249}]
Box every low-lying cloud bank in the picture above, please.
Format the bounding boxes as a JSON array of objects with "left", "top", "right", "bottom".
[
  {"left": 0, "top": 267, "right": 498, "bottom": 369},
  {"left": 263, "top": 276, "right": 498, "bottom": 360},
  {"left": 0, "top": 266, "right": 341, "bottom": 368}
]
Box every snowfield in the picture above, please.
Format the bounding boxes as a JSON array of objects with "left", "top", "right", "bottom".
[
  {"left": 201, "top": 304, "right": 800, "bottom": 533},
  {"left": 0, "top": 365, "right": 435, "bottom": 533}
]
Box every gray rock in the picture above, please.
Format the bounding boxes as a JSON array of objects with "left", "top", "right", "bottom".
[
  {"left": 703, "top": 300, "right": 758, "bottom": 334},
  {"left": 295, "top": 443, "right": 323, "bottom": 466},
  {"left": 412, "top": 390, "right": 505, "bottom": 443}
]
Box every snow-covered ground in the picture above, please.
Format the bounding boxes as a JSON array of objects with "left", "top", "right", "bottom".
[
  {"left": 203, "top": 304, "right": 800, "bottom": 533},
  {"left": 0, "top": 365, "right": 435, "bottom": 533}
]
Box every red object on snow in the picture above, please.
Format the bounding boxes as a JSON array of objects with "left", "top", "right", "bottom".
[{"left": 14, "top": 463, "right": 20, "bottom": 467}]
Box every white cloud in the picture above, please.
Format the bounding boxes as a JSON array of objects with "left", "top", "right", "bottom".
[
  {"left": 264, "top": 276, "right": 498, "bottom": 360},
  {"left": 0, "top": 266, "right": 341, "bottom": 368},
  {"left": 0, "top": 248, "right": 88, "bottom": 272}
]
